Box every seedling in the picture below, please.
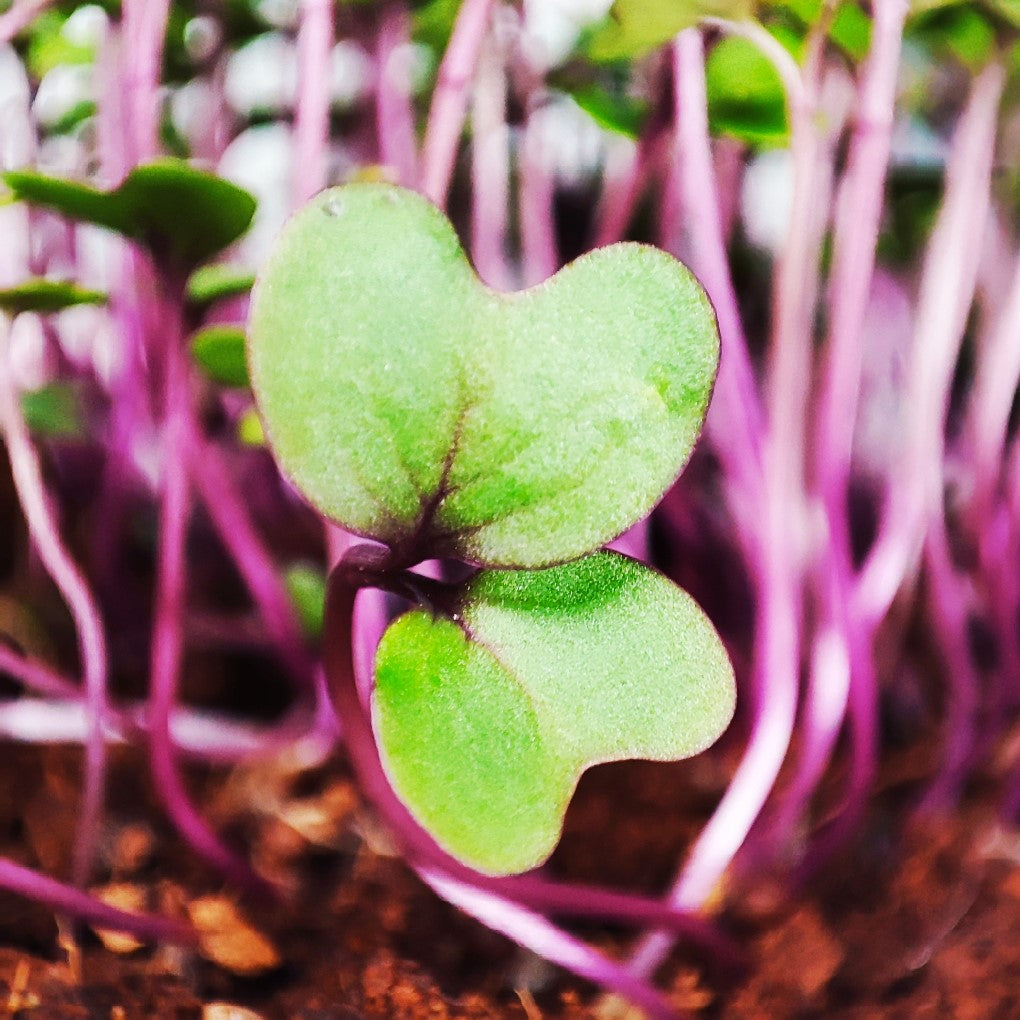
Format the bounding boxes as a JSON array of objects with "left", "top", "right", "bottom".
[{"left": 248, "top": 184, "right": 735, "bottom": 874}]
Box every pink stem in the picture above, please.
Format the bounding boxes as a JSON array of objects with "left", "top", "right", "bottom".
[
  {"left": 671, "top": 31, "right": 764, "bottom": 526},
  {"left": 0, "top": 858, "right": 194, "bottom": 944},
  {"left": 592, "top": 132, "right": 658, "bottom": 249},
  {"left": 121, "top": 0, "right": 170, "bottom": 164},
  {"left": 0, "top": 316, "right": 109, "bottom": 891},
  {"left": 420, "top": 0, "right": 495, "bottom": 208},
  {"left": 147, "top": 283, "right": 273, "bottom": 897},
  {"left": 0, "top": 643, "right": 81, "bottom": 701},
  {"left": 775, "top": 0, "right": 907, "bottom": 845},
  {"left": 188, "top": 435, "right": 315, "bottom": 687},
  {"left": 376, "top": 2, "right": 420, "bottom": 187},
  {"left": 0, "top": 0, "right": 52, "bottom": 45},
  {"left": 630, "top": 20, "right": 826, "bottom": 976},
  {"left": 917, "top": 517, "right": 979, "bottom": 812},
  {"left": 323, "top": 565, "right": 739, "bottom": 958},
  {"left": 519, "top": 95, "right": 560, "bottom": 287},
  {"left": 470, "top": 31, "right": 513, "bottom": 290},
  {"left": 853, "top": 63, "right": 1005, "bottom": 629},
  {"left": 293, "top": 0, "right": 335, "bottom": 205},
  {"left": 966, "top": 250, "right": 1020, "bottom": 607},
  {"left": 420, "top": 868, "right": 676, "bottom": 1020}
]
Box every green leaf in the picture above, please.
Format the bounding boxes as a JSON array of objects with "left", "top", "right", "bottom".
[
  {"left": 373, "top": 551, "right": 735, "bottom": 874},
  {"left": 21, "top": 382, "right": 85, "bottom": 438},
  {"left": 3, "top": 160, "right": 257, "bottom": 270},
  {"left": 236, "top": 408, "right": 265, "bottom": 446},
  {"left": 285, "top": 563, "right": 327, "bottom": 638},
  {"left": 569, "top": 83, "right": 649, "bottom": 139},
  {"left": 585, "top": 0, "right": 754, "bottom": 63},
  {"left": 190, "top": 325, "right": 249, "bottom": 388},
  {"left": 47, "top": 100, "right": 98, "bottom": 136},
  {"left": 830, "top": 2, "right": 872, "bottom": 60},
  {"left": 918, "top": 4, "right": 996, "bottom": 69},
  {"left": 25, "top": 10, "right": 95, "bottom": 78},
  {"left": 249, "top": 184, "right": 719, "bottom": 568},
  {"left": 186, "top": 264, "right": 256, "bottom": 307},
  {"left": 771, "top": 0, "right": 872, "bottom": 60},
  {"left": 412, "top": 0, "right": 460, "bottom": 51},
  {"left": 0, "top": 279, "right": 106, "bottom": 315},
  {"left": 706, "top": 36, "right": 789, "bottom": 145}
]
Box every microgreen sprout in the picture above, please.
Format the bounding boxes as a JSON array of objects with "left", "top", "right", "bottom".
[{"left": 248, "top": 182, "right": 736, "bottom": 874}]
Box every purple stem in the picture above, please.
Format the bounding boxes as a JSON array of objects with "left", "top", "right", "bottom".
[
  {"left": 146, "top": 282, "right": 274, "bottom": 898},
  {"left": 0, "top": 643, "right": 82, "bottom": 701},
  {"left": 0, "top": 0, "right": 52, "bottom": 44},
  {"left": 917, "top": 517, "right": 979, "bottom": 812},
  {"left": 419, "top": 868, "right": 676, "bottom": 1020},
  {"left": 853, "top": 63, "right": 1005, "bottom": 629},
  {"left": 324, "top": 563, "right": 740, "bottom": 955},
  {"left": 519, "top": 93, "right": 560, "bottom": 287},
  {"left": 376, "top": 2, "right": 420, "bottom": 187},
  {"left": 968, "top": 251, "right": 1020, "bottom": 520},
  {"left": 293, "top": 0, "right": 335, "bottom": 206},
  {"left": 966, "top": 254, "right": 1020, "bottom": 696},
  {"left": 0, "top": 316, "right": 109, "bottom": 891},
  {"left": 630, "top": 20, "right": 826, "bottom": 976},
  {"left": 774, "top": 0, "right": 906, "bottom": 846},
  {"left": 121, "top": 0, "right": 170, "bottom": 165},
  {"left": 470, "top": 30, "right": 513, "bottom": 290},
  {"left": 420, "top": 0, "right": 495, "bottom": 208},
  {"left": 592, "top": 132, "right": 659, "bottom": 250},
  {"left": 188, "top": 435, "right": 315, "bottom": 687},
  {"left": 0, "top": 858, "right": 194, "bottom": 945},
  {"left": 671, "top": 31, "right": 764, "bottom": 528}
]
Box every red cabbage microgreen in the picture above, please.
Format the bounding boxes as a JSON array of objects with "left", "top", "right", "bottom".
[{"left": 247, "top": 182, "right": 735, "bottom": 874}]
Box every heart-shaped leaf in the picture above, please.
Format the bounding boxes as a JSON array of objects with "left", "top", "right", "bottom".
[
  {"left": 373, "top": 551, "right": 735, "bottom": 874},
  {"left": 249, "top": 184, "right": 718, "bottom": 568},
  {"left": 4, "top": 160, "right": 257, "bottom": 271}
]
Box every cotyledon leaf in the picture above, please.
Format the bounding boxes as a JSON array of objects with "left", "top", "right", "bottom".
[
  {"left": 4, "top": 160, "right": 256, "bottom": 271},
  {"left": 248, "top": 184, "right": 719, "bottom": 568},
  {"left": 0, "top": 279, "right": 106, "bottom": 315},
  {"left": 373, "top": 551, "right": 736, "bottom": 875}
]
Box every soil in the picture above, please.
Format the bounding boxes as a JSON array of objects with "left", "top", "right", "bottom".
[{"left": 0, "top": 728, "right": 1017, "bottom": 1019}]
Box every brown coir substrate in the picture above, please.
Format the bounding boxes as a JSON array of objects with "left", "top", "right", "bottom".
[{"left": 0, "top": 737, "right": 1017, "bottom": 1019}]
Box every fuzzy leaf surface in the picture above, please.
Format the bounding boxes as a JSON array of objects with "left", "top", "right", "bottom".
[
  {"left": 249, "top": 184, "right": 718, "bottom": 568},
  {"left": 373, "top": 551, "right": 735, "bottom": 874}
]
